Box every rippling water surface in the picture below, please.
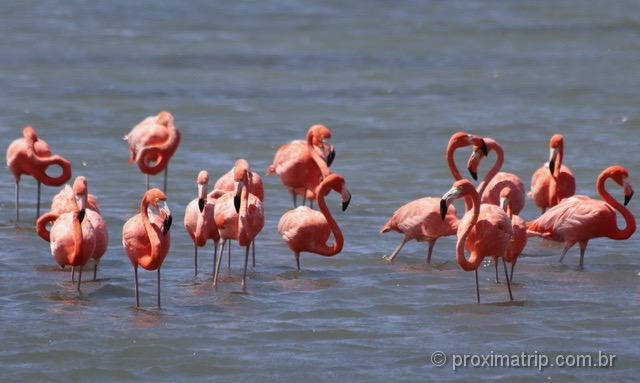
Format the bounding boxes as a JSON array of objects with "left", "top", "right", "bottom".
[{"left": 1, "top": 1, "right": 639, "bottom": 382}]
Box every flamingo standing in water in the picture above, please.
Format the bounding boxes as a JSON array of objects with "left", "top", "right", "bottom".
[
  {"left": 278, "top": 173, "right": 351, "bottom": 269},
  {"left": 122, "top": 188, "right": 173, "bottom": 308},
  {"left": 380, "top": 132, "right": 488, "bottom": 264},
  {"left": 440, "top": 179, "right": 514, "bottom": 303},
  {"left": 499, "top": 186, "right": 527, "bottom": 282},
  {"left": 124, "top": 111, "right": 181, "bottom": 193},
  {"left": 184, "top": 170, "right": 219, "bottom": 276},
  {"left": 266, "top": 124, "right": 335, "bottom": 207},
  {"left": 213, "top": 159, "right": 264, "bottom": 288},
  {"left": 467, "top": 137, "right": 526, "bottom": 216},
  {"left": 47, "top": 176, "right": 109, "bottom": 280},
  {"left": 6, "top": 126, "right": 72, "bottom": 222},
  {"left": 529, "top": 134, "right": 576, "bottom": 213},
  {"left": 36, "top": 178, "right": 97, "bottom": 291},
  {"left": 526, "top": 165, "right": 635, "bottom": 267}
]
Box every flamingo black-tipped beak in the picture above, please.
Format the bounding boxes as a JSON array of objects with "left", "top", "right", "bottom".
[
  {"left": 234, "top": 194, "right": 241, "bottom": 213},
  {"left": 479, "top": 139, "right": 488, "bottom": 156},
  {"left": 163, "top": 214, "right": 173, "bottom": 236},
  {"left": 440, "top": 199, "right": 448, "bottom": 220},
  {"left": 326, "top": 149, "right": 336, "bottom": 167},
  {"left": 198, "top": 198, "right": 205, "bottom": 213},
  {"left": 468, "top": 167, "right": 478, "bottom": 181},
  {"left": 624, "top": 190, "right": 634, "bottom": 206},
  {"left": 342, "top": 194, "right": 351, "bottom": 212},
  {"left": 548, "top": 160, "right": 556, "bottom": 175},
  {"left": 78, "top": 209, "right": 86, "bottom": 223}
]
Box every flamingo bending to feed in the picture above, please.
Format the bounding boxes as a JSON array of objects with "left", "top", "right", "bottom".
[
  {"left": 440, "top": 179, "right": 514, "bottom": 303},
  {"left": 499, "top": 185, "right": 527, "bottom": 282},
  {"left": 529, "top": 134, "right": 576, "bottom": 213},
  {"left": 124, "top": 111, "right": 181, "bottom": 193},
  {"left": 278, "top": 173, "right": 351, "bottom": 270},
  {"left": 36, "top": 177, "right": 97, "bottom": 291},
  {"left": 380, "top": 132, "right": 488, "bottom": 264},
  {"left": 214, "top": 159, "right": 264, "bottom": 288},
  {"left": 6, "top": 126, "right": 72, "bottom": 222},
  {"left": 184, "top": 170, "right": 219, "bottom": 276},
  {"left": 267, "top": 124, "right": 335, "bottom": 207},
  {"left": 526, "top": 165, "right": 635, "bottom": 267},
  {"left": 122, "top": 188, "right": 173, "bottom": 308}
]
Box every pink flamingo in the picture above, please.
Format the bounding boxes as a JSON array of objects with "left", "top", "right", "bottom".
[
  {"left": 278, "top": 173, "right": 351, "bottom": 269},
  {"left": 213, "top": 159, "right": 264, "bottom": 288},
  {"left": 529, "top": 134, "right": 576, "bottom": 213},
  {"left": 6, "top": 126, "right": 72, "bottom": 222},
  {"left": 47, "top": 176, "right": 109, "bottom": 280},
  {"left": 184, "top": 170, "right": 219, "bottom": 276},
  {"left": 467, "top": 137, "right": 526, "bottom": 215},
  {"left": 124, "top": 111, "right": 181, "bottom": 193},
  {"left": 526, "top": 165, "right": 635, "bottom": 267},
  {"left": 440, "top": 179, "right": 514, "bottom": 303},
  {"left": 380, "top": 132, "right": 488, "bottom": 264},
  {"left": 266, "top": 124, "right": 334, "bottom": 207},
  {"left": 499, "top": 185, "right": 527, "bottom": 282},
  {"left": 122, "top": 188, "right": 173, "bottom": 308},
  {"left": 36, "top": 178, "right": 97, "bottom": 291}
]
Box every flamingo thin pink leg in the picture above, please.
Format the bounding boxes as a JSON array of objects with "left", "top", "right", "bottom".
[
  {"left": 157, "top": 268, "right": 161, "bottom": 308},
  {"left": 503, "top": 259, "right": 514, "bottom": 301},
  {"left": 134, "top": 266, "right": 140, "bottom": 308}
]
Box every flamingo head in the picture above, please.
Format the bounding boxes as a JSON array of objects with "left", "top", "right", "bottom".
[
  {"left": 466, "top": 145, "right": 486, "bottom": 181},
  {"left": 499, "top": 186, "right": 512, "bottom": 213},
  {"left": 440, "top": 179, "right": 475, "bottom": 220},
  {"left": 145, "top": 188, "right": 172, "bottom": 235},
  {"left": 308, "top": 124, "right": 335, "bottom": 166},
  {"left": 317, "top": 173, "right": 351, "bottom": 211},
  {"left": 548, "top": 134, "right": 564, "bottom": 174},
  {"left": 73, "top": 176, "right": 88, "bottom": 223},
  {"left": 448, "top": 132, "right": 488, "bottom": 157},
  {"left": 196, "top": 170, "right": 209, "bottom": 213},
  {"left": 605, "top": 166, "right": 634, "bottom": 206}
]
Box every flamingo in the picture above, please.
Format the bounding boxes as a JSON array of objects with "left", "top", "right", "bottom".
[
  {"left": 529, "top": 134, "right": 576, "bottom": 213},
  {"left": 278, "top": 173, "right": 351, "bottom": 270},
  {"left": 213, "top": 159, "right": 264, "bottom": 288},
  {"left": 499, "top": 185, "right": 527, "bottom": 282},
  {"left": 184, "top": 170, "right": 219, "bottom": 276},
  {"left": 47, "top": 176, "right": 109, "bottom": 280},
  {"left": 526, "top": 165, "right": 635, "bottom": 267},
  {"left": 6, "top": 126, "right": 72, "bottom": 222},
  {"left": 380, "top": 132, "right": 488, "bottom": 264},
  {"left": 440, "top": 179, "right": 514, "bottom": 303},
  {"left": 35, "top": 179, "right": 96, "bottom": 291},
  {"left": 124, "top": 111, "right": 181, "bottom": 193},
  {"left": 122, "top": 188, "right": 173, "bottom": 308},
  {"left": 467, "top": 137, "right": 526, "bottom": 215},
  {"left": 266, "top": 124, "right": 334, "bottom": 207}
]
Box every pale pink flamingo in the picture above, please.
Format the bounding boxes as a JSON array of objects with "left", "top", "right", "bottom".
[
  {"left": 380, "top": 132, "right": 488, "bottom": 264},
  {"left": 213, "top": 159, "right": 264, "bottom": 288},
  {"left": 440, "top": 179, "right": 514, "bottom": 303},
  {"left": 499, "top": 185, "right": 527, "bottom": 282},
  {"left": 124, "top": 111, "right": 181, "bottom": 193},
  {"left": 122, "top": 188, "right": 173, "bottom": 307},
  {"left": 467, "top": 137, "right": 526, "bottom": 215},
  {"left": 6, "top": 126, "right": 72, "bottom": 222},
  {"left": 36, "top": 179, "right": 97, "bottom": 291},
  {"left": 526, "top": 165, "right": 635, "bottom": 267},
  {"left": 184, "top": 170, "right": 219, "bottom": 276},
  {"left": 529, "top": 134, "right": 576, "bottom": 213},
  {"left": 278, "top": 173, "right": 351, "bottom": 269},
  {"left": 266, "top": 124, "right": 334, "bottom": 207}
]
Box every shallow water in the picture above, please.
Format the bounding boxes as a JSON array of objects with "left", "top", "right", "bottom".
[{"left": 1, "top": 1, "right": 639, "bottom": 382}]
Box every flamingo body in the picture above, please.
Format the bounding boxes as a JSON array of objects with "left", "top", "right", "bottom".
[{"left": 529, "top": 134, "right": 576, "bottom": 213}]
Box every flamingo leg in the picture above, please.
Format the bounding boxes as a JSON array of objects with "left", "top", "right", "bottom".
[
  {"left": 157, "top": 268, "right": 161, "bottom": 308},
  {"left": 295, "top": 253, "right": 301, "bottom": 270},
  {"left": 212, "top": 241, "right": 218, "bottom": 277},
  {"left": 71, "top": 266, "right": 76, "bottom": 282},
  {"left": 475, "top": 269, "right": 480, "bottom": 304},
  {"left": 134, "top": 265, "right": 140, "bottom": 308},
  {"left": 227, "top": 241, "right": 231, "bottom": 269},
  {"left": 77, "top": 266, "right": 83, "bottom": 291},
  {"left": 382, "top": 238, "right": 408, "bottom": 264},
  {"left": 252, "top": 239, "right": 256, "bottom": 268},
  {"left": 578, "top": 241, "right": 588, "bottom": 268},
  {"left": 214, "top": 240, "right": 226, "bottom": 287},
  {"left": 93, "top": 264, "right": 98, "bottom": 280},
  {"left": 558, "top": 245, "right": 571, "bottom": 263},
  {"left": 36, "top": 181, "right": 41, "bottom": 220},
  {"left": 503, "top": 259, "right": 514, "bottom": 301},
  {"left": 291, "top": 191, "right": 298, "bottom": 208},
  {"left": 494, "top": 260, "right": 500, "bottom": 284},
  {"left": 426, "top": 242, "right": 435, "bottom": 264},
  {"left": 14, "top": 181, "right": 20, "bottom": 222},
  {"left": 242, "top": 246, "right": 250, "bottom": 287},
  {"left": 509, "top": 262, "right": 516, "bottom": 283},
  {"left": 194, "top": 246, "right": 198, "bottom": 276}
]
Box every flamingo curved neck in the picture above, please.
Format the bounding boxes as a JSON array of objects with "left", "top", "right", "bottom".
[
  {"left": 141, "top": 198, "right": 161, "bottom": 257},
  {"left": 597, "top": 175, "right": 636, "bottom": 240},
  {"left": 477, "top": 140, "right": 504, "bottom": 198},
  {"left": 136, "top": 123, "right": 181, "bottom": 174},
  {"left": 316, "top": 186, "right": 343, "bottom": 256},
  {"left": 456, "top": 192, "right": 483, "bottom": 271}
]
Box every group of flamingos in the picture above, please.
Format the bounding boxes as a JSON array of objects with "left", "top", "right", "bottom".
[{"left": 6, "top": 111, "right": 636, "bottom": 306}]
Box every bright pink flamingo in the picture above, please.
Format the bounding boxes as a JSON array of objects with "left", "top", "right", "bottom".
[
  {"left": 380, "top": 132, "right": 488, "bottom": 264},
  {"left": 6, "top": 126, "right": 72, "bottom": 222},
  {"left": 278, "top": 173, "right": 351, "bottom": 269},
  {"left": 529, "top": 134, "right": 576, "bottom": 213},
  {"left": 124, "top": 111, "right": 181, "bottom": 193},
  {"left": 48, "top": 176, "right": 109, "bottom": 280},
  {"left": 36, "top": 178, "right": 97, "bottom": 291},
  {"left": 184, "top": 170, "right": 219, "bottom": 276},
  {"left": 440, "top": 179, "right": 514, "bottom": 303},
  {"left": 122, "top": 188, "right": 173, "bottom": 307},
  {"left": 467, "top": 137, "right": 526, "bottom": 215},
  {"left": 526, "top": 165, "right": 635, "bottom": 267},
  {"left": 266, "top": 124, "right": 334, "bottom": 207},
  {"left": 499, "top": 185, "right": 527, "bottom": 282},
  {"left": 213, "top": 159, "right": 264, "bottom": 288}
]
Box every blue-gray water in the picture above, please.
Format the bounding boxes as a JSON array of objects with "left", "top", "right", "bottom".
[{"left": 1, "top": 1, "right": 639, "bottom": 382}]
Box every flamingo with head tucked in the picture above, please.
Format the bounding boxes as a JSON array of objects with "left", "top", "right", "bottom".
[
  {"left": 380, "top": 132, "right": 488, "bottom": 264},
  {"left": 529, "top": 134, "right": 576, "bottom": 213},
  {"left": 527, "top": 165, "right": 635, "bottom": 267},
  {"left": 124, "top": 111, "right": 181, "bottom": 193},
  {"left": 6, "top": 126, "right": 72, "bottom": 222},
  {"left": 184, "top": 170, "right": 219, "bottom": 276},
  {"left": 440, "top": 179, "right": 514, "bottom": 303},
  {"left": 122, "top": 188, "right": 173, "bottom": 308}
]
